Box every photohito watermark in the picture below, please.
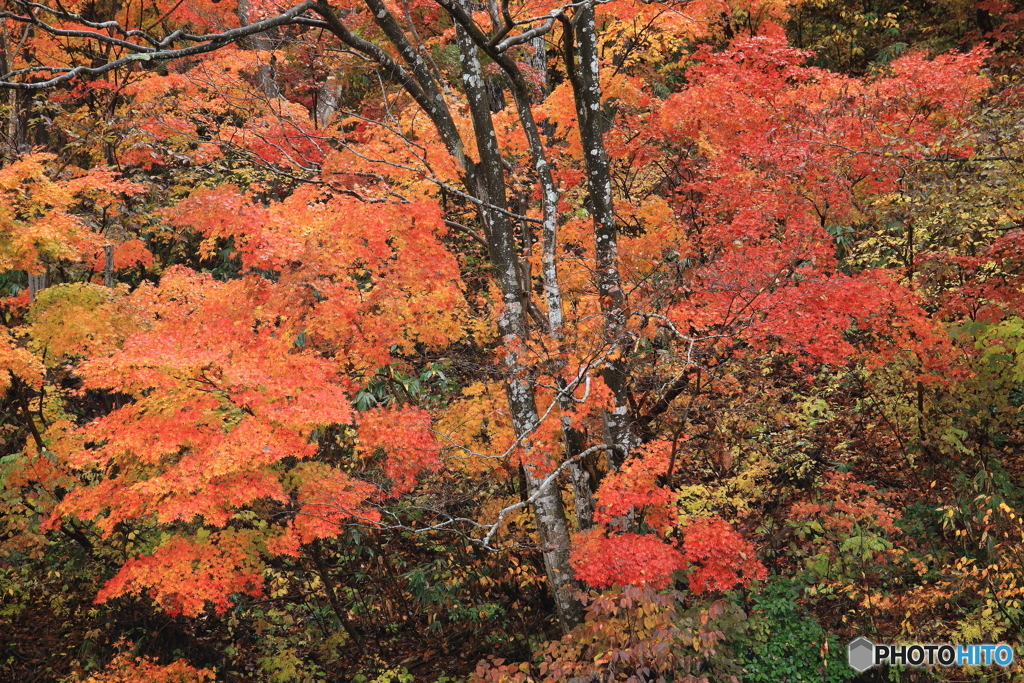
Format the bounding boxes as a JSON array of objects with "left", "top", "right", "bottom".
[{"left": 847, "top": 638, "right": 1015, "bottom": 672}]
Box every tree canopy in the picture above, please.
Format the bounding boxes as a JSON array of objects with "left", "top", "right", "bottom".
[{"left": 2, "top": 0, "right": 1024, "bottom": 680}]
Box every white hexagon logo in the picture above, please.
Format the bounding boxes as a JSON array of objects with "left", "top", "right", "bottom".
[{"left": 848, "top": 637, "right": 876, "bottom": 672}]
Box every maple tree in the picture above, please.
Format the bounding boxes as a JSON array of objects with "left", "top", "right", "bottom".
[{"left": 2, "top": 0, "right": 1024, "bottom": 679}]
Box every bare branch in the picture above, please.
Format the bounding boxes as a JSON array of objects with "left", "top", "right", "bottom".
[
  {"left": 0, "top": 0, "right": 318, "bottom": 88},
  {"left": 494, "top": 16, "right": 555, "bottom": 52}
]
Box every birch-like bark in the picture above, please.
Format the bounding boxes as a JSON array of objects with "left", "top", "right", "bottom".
[
  {"left": 565, "top": 3, "right": 637, "bottom": 466},
  {"left": 441, "top": 0, "right": 595, "bottom": 529},
  {"left": 456, "top": 25, "right": 583, "bottom": 630},
  {"left": 528, "top": 34, "right": 548, "bottom": 95}
]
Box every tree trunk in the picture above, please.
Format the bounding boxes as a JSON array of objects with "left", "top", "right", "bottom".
[
  {"left": 104, "top": 244, "right": 115, "bottom": 287},
  {"left": 28, "top": 269, "right": 48, "bottom": 303},
  {"left": 565, "top": 2, "right": 638, "bottom": 466},
  {"left": 236, "top": 0, "right": 282, "bottom": 98},
  {"left": 456, "top": 25, "right": 583, "bottom": 629}
]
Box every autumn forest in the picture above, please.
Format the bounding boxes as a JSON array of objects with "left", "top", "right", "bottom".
[{"left": 1, "top": 0, "right": 1023, "bottom": 679}]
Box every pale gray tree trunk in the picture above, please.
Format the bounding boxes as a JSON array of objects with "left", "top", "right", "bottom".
[
  {"left": 565, "top": 2, "right": 638, "bottom": 466},
  {"left": 28, "top": 270, "right": 48, "bottom": 303},
  {"left": 455, "top": 25, "right": 583, "bottom": 628},
  {"left": 237, "top": 0, "right": 282, "bottom": 98},
  {"left": 0, "top": 23, "right": 29, "bottom": 164},
  {"left": 442, "top": 0, "right": 597, "bottom": 532},
  {"left": 315, "top": 75, "right": 342, "bottom": 128}
]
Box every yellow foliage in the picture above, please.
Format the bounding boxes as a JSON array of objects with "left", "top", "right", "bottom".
[
  {"left": 437, "top": 381, "right": 516, "bottom": 472},
  {"left": 0, "top": 153, "right": 141, "bottom": 273},
  {"left": 0, "top": 330, "right": 45, "bottom": 392},
  {"left": 27, "top": 283, "right": 139, "bottom": 363},
  {"left": 676, "top": 453, "right": 776, "bottom": 520}
]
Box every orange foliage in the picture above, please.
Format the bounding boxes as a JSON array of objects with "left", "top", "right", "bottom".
[
  {"left": 77, "top": 647, "right": 214, "bottom": 683},
  {"left": 95, "top": 530, "right": 265, "bottom": 616}
]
